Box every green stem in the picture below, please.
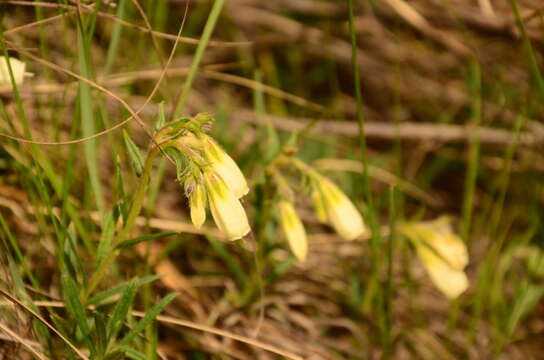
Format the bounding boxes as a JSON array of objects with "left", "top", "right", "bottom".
[
  {"left": 347, "top": 0, "right": 381, "bottom": 315},
  {"left": 81, "top": 146, "right": 159, "bottom": 303},
  {"left": 173, "top": 0, "right": 225, "bottom": 117}
]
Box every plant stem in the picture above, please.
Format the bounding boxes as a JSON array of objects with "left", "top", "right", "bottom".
[
  {"left": 81, "top": 146, "right": 159, "bottom": 303},
  {"left": 346, "top": 0, "right": 382, "bottom": 315}
]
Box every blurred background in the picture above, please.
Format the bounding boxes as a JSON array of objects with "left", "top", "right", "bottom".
[{"left": 1, "top": 0, "right": 544, "bottom": 359}]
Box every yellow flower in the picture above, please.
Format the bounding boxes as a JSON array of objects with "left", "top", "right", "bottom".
[
  {"left": 204, "top": 171, "right": 250, "bottom": 240},
  {"left": 202, "top": 135, "right": 249, "bottom": 199},
  {"left": 311, "top": 189, "right": 328, "bottom": 223},
  {"left": 187, "top": 181, "right": 206, "bottom": 229},
  {"left": 0, "top": 56, "right": 27, "bottom": 86},
  {"left": 317, "top": 177, "right": 367, "bottom": 240},
  {"left": 402, "top": 217, "right": 469, "bottom": 299},
  {"left": 278, "top": 201, "right": 308, "bottom": 261}
]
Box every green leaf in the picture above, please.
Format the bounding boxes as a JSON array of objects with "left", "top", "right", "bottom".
[
  {"left": 114, "top": 155, "right": 126, "bottom": 203},
  {"left": 95, "top": 211, "right": 117, "bottom": 269},
  {"left": 122, "top": 129, "right": 144, "bottom": 177},
  {"left": 116, "top": 346, "right": 148, "bottom": 360},
  {"left": 88, "top": 275, "right": 161, "bottom": 306},
  {"left": 103, "top": 350, "right": 127, "bottom": 360},
  {"left": 116, "top": 231, "right": 177, "bottom": 250},
  {"left": 61, "top": 270, "right": 94, "bottom": 354},
  {"left": 155, "top": 101, "right": 166, "bottom": 131},
  {"left": 107, "top": 279, "right": 137, "bottom": 342},
  {"left": 117, "top": 292, "right": 178, "bottom": 346},
  {"left": 93, "top": 312, "right": 108, "bottom": 357}
]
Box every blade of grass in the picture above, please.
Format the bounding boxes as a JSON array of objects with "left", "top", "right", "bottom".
[
  {"left": 509, "top": 0, "right": 544, "bottom": 100},
  {"left": 117, "top": 292, "right": 178, "bottom": 347},
  {"left": 88, "top": 275, "right": 161, "bottom": 306},
  {"left": 104, "top": 0, "right": 128, "bottom": 74},
  {"left": 346, "top": 0, "right": 382, "bottom": 314},
  {"left": 461, "top": 60, "right": 482, "bottom": 243},
  {"left": 106, "top": 280, "right": 138, "bottom": 343},
  {"left": 173, "top": 0, "right": 225, "bottom": 117},
  {"left": 77, "top": 24, "right": 105, "bottom": 216}
]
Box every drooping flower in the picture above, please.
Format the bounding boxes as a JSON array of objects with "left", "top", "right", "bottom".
[
  {"left": 311, "top": 188, "right": 328, "bottom": 223},
  {"left": 186, "top": 180, "right": 206, "bottom": 229},
  {"left": 315, "top": 176, "right": 367, "bottom": 240},
  {"left": 0, "top": 56, "right": 27, "bottom": 86},
  {"left": 278, "top": 200, "right": 308, "bottom": 261},
  {"left": 401, "top": 217, "right": 469, "bottom": 299},
  {"left": 201, "top": 135, "right": 249, "bottom": 199},
  {"left": 204, "top": 171, "right": 250, "bottom": 240}
]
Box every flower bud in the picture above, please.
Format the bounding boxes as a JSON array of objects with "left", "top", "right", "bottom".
[
  {"left": 204, "top": 172, "right": 250, "bottom": 240},
  {"left": 311, "top": 189, "right": 328, "bottom": 223},
  {"left": 0, "top": 56, "right": 27, "bottom": 86},
  {"left": 202, "top": 136, "right": 249, "bottom": 198},
  {"left": 402, "top": 217, "right": 469, "bottom": 298},
  {"left": 317, "top": 177, "right": 367, "bottom": 240},
  {"left": 278, "top": 201, "right": 308, "bottom": 261},
  {"left": 187, "top": 181, "right": 206, "bottom": 229}
]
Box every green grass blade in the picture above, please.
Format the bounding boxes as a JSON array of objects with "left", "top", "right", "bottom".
[
  {"left": 88, "top": 275, "right": 161, "bottom": 306},
  {"left": 107, "top": 279, "right": 138, "bottom": 342},
  {"left": 117, "top": 292, "right": 178, "bottom": 346},
  {"left": 122, "top": 129, "right": 145, "bottom": 177},
  {"left": 77, "top": 25, "right": 105, "bottom": 215},
  {"left": 173, "top": 0, "right": 225, "bottom": 117}
]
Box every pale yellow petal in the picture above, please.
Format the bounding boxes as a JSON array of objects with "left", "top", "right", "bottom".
[
  {"left": 205, "top": 172, "right": 250, "bottom": 240},
  {"left": 311, "top": 189, "right": 328, "bottom": 223},
  {"left": 203, "top": 137, "right": 249, "bottom": 198},
  {"left": 189, "top": 183, "right": 206, "bottom": 229},
  {"left": 413, "top": 218, "right": 468, "bottom": 270},
  {"left": 320, "top": 178, "right": 367, "bottom": 240},
  {"left": 0, "top": 56, "right": 26, "bottom": 86},
  {"left": 279, "top": 201, "right": 308, "bottom": 261},
  {"left": 417, "top": 244, "right": 469, "bottom": 298}
]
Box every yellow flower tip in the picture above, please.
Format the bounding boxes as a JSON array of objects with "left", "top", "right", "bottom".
[
  {"left": 311, "top": 189, "right": 328, "bottom": 223},
  {"left": 319, "top": 178, "right": 367, "bottom": 240},
  {"left": 0, "top": 56, "right": 27, "bottom": 86},
  {"left": 417, "top": 245, "right": 469, "bottom": 299},
  {"left": 416, "top": 218, "right": 468, "bottom": 270},
  {"left": 204, "top": 172, "right": 250, "bottom": 240},
  {"left": 279, "top": 201, "right": 308, "bottom": 262},
  {"left": 203, "top": 136, "right": 249, "bottom": 199},
  {"left": 188, "top": 182, "right": 206, "bottom": 229},
  {"left": 406, "top": 217, "right": 469, "bottom": 299}
]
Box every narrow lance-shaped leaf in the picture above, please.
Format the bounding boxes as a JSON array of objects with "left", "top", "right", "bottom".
[
  {"left": 122, "top": 129, "right": 144, "bottom": 177},
  {"left": 107, "top": 279, "right": 138, "bottom": 342},
  {"left": 117, "top": 292, "right": 178, "bottom": 346}
]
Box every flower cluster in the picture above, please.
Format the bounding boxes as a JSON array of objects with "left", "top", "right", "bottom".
[
  {"left": 270, "top": 156, "right": 367, "bottom": 262},
  {"left": 158, "top": 116, "right": 250, "bottom": 240},
  {"left": 399, "top": 217, "right": 469, "bottom": 299}
]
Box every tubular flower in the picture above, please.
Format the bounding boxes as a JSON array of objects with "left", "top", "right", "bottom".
[
  {"left": 316, "top": 177, "right": 367, "bottom": 240},
  {"left": 402, "top": 217, "right": 469, "bottom": 299},
  {"left": 279, "top": 201, "right": 308, "bottom": 261},
  {"left": 187, "top": 181, "right": 206, "bottom": 229},
  {"left": 0, "top": 56, "right": 27, "bottom": 86},
  {"left": 311, "top": 189, "right": 328, "bottom": 223},
  {"left": 201, "top": 135, "right": 249, "bottom": 199},
  {"left": 204, "top": 171, "right": 250, "bottom": 240}
]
